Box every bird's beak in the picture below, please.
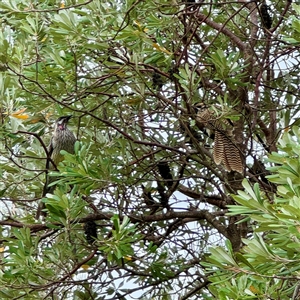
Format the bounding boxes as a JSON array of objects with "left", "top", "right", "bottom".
[{"left": 65, "top": 115, "right": 73, "bottom": 122}]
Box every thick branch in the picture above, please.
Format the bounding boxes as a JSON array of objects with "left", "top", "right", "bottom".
[
  {"left": 0, "top": 209, "right": 229, "bottom": 239},
  {"left": 196, "top": 13, "right": 245, "bottom": 51}
]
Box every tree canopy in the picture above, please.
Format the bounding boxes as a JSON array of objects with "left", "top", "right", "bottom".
[{"left": 0, "top": 0, "right": 299, "bottom": 299}]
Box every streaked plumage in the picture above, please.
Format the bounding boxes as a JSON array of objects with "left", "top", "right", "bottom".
[
  {"left": 48, "top": 116, "right": 76, "bottom": 167},
  {"left": 36, "top": 116, "right": 76, "bottom": 218}
]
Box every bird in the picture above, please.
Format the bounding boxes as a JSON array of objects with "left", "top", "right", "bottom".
[
  {"left": 36, "top": 115, "right": 76, "bottom": 218},
  {"left": 194, "top": 104, "right": 244, "bottom": 174}
]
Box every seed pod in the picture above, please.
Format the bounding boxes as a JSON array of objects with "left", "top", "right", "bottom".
[
  {"left": 152, "top": 72, "right": 164, "bottom": 91},
  {"left": 157, "top": 161, "right": 173, "bottom": 187},
  {"left": 195, "top": 104, "right": 244, "bottom": 173},
  {"left": 84, "top": 220, "right": 98, "bottom": 245},
  {"left": 260, "top": 3, "right": 272, "bottom": 29}
]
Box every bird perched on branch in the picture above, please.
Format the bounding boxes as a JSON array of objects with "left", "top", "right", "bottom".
[
  {"left": 36, "top": 115, "right": 76, "bottom": 218},
  {"left": 194, "top": 104, "right": 244, "bottom": 174}
]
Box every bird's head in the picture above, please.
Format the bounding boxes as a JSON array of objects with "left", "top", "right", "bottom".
[
  {"left": 192, "top": 102, "right": 208, "bottom": 114},
  {"left": 55, "top": 115, "right": 72, "bottom": 131}
]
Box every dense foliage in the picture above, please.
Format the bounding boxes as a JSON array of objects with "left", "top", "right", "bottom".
[
  {"left": 0, "top": 0, "right": 299, "bottom": 299},
  {"left": 207, "top": 128, "right": 300, "bottom": 299}
]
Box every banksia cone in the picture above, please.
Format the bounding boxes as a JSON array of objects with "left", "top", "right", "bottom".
[
  {"left": 260, "top": 3, "right": 272, "bottom": 29},
  {"left": 157, "top": 161, "right": 173, "bottom": 187},
  {"left": 195, "top": 105, "right": 243, "bottom": 173},
  {"left": 84, "top": 220, "right": 98, "bottom": 245}
]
